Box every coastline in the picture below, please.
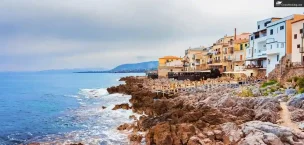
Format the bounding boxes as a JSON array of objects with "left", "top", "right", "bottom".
[{"left": 108, "top": 76, "right": 304, "bottom": 145}]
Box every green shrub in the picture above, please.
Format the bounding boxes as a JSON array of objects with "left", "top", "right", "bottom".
[
  {"left": 261, "top": 80, "right": 277, "bottom": 88},
  {"left": 293, "top": 76, "right": 300, "bottom": 82},
  {"left": 287, "top": 78, "right": 292, "bottom": 82},
  {"left": 296, "top": 78, "right": 304, "bottom": 88},
  {"left": 240, "top": 88, "right": 254, "bottom": 97},
  {"left": 299, "top": 88, "right": 304, "bottom": 94}
]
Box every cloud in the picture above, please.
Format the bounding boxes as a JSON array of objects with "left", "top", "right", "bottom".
[{"left": 0, "top": 0, "right": 303, "bottom": 71}]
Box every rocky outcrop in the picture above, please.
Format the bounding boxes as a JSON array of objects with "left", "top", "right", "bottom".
[{"left": 109, "top": 77, "right": 304, "bottom": 145}]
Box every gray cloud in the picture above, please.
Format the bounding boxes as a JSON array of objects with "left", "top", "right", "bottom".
[{"left": 0, "top": 0, "right": 303, "bottom": 71}]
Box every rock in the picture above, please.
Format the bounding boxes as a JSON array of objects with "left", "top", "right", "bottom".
[
  {"left": 128, "top": 133, "right": 143, "bottom": 143},
  {"left": 28, "top": 143, "right": 40, "bottom": 145},
  {"left": 70, "top": 144, "right": 84, "bottom": 145},
  {"left": 129, "top": 115, "right": 137, "bottom": 120},
  {"left": 288, "top": 93, "right": 304, "bottom": 109},
  {"left": 290, "top": 107, "right": 304, "bottom": 122},
  {"left": 221, "top": 122, "right": 243, "bottom": 144},
  {"left": 112, "top": 103, "right": 131, "bottom": 110},
  {"left": 102, "top": 106, "right": 106, "bottom": 109},
  {"left": 213, "top": 130, "right": 223, "bottom": 141},
  {"left": 285, "top": 89, "right": 297, "bottom": 95},
  {"left": 252, "top": 88, "right": 261, "bottom": 97},
  {"left": 176, "top": 123, "right": 197, "bottom": 144},
  {"left": 145, "top": 122, "right": 174, "bottom": 145},
  {"left": 241, "top": 121, "right": 304, "bottom": 144},
  {"left": 117, "top": 123, "right": 131, "bottom": 130}
]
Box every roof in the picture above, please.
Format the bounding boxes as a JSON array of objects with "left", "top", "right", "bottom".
[
  {"left": 291, "top": 18, "right": 304, "bottom": 24},
  {"left": 234, "top": 39, "right": 249, "bottom": 44},
  {"left": 159, "top": 56, "right": 180, "bottom": 59}
]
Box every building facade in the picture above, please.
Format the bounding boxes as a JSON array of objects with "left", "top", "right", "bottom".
[
  {"left": 246, "top": 14, "right": 304, "bottom": 76},
  {"left": 158, "top": 56, "right": 183, "bottom": 77},
  {"left": 291, "top": 19, "right": 304, "bottom": 64},
  {"left": 184, "top": 47, "right": 205, "bottom": 71}
]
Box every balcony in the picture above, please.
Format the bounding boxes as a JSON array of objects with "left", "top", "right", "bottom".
[
  {"left": 214, "top": 51, "right": 221, "bottom": 55},
  {"left": 195, "top": 62, "right": 200, "bottom": 66},
  {"left": 266, "top": 47, "right": 279, "bottom": 55},
  {"left": 214, "top": 59, "right": 221, "bottom": 63},
  {"left": 245, "top": 64, "right": 266, "bottom": 69},
  {"left": 207, "top": 61, "right": 213, "bottom": 64}
]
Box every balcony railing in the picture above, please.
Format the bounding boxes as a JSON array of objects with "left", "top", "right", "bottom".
[
  {"left": 214, "top": 59, "right": 221, "bottom": 63},
  {"left": 207, "top": 61, "right": 213, "bottom": 64},
  {"left": 245, "top": 65, "right": 265, "bottom": 69}
]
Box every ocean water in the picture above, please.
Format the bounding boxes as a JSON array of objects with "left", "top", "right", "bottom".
[{"left": 0, "top": 72, "right": 144, "bottom": 145}]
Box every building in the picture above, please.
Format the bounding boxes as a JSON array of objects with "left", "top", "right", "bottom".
[
  {"left": 158, "top": 56, "right": 183, "bottom": 77},
  {"left": 246, "top": 14, "right": 304, "bottom": 76},
  {"left": 184, "top": 47, "right": 205, "bottom": 71},
  {"left": 194, "top": 47, "right": 212, "bottom": 70},
  {"left": 291, "top": 18, "right": 304, "bottom": 64}
]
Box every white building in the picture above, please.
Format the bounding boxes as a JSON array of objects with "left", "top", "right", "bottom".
[
  {"left": 291, "top": 19, "right": 304, "bottom": 64},
  {"left": 246, "top": 15, "right": 299, "bottom": 76}
]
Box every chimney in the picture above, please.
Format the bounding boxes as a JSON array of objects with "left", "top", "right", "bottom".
[{"left": 234, "top": 28, "right": 236, "bottom": 40}]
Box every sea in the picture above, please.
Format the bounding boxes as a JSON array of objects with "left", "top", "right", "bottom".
[{"left": 0, "top": 72, "right": 145, "bottom": 145}]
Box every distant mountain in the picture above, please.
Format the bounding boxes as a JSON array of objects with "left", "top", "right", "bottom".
[
  {"left": 110, "top": 61, "right": 158, "bottom": 72},
  {"left": 38, "top": 68, "right": 107, "bottom": 73}
]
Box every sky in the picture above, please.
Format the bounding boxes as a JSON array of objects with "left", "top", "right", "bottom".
[{"left": 0, "top": 0, "right": 303, "bottom": 71}]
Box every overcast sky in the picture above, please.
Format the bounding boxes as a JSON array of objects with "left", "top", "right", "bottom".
[{"left": 0, "top": 0, "right": 303, "bottom": 71}]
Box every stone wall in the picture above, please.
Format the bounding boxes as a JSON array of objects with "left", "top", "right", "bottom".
[{"left": 268, "top": 54, "right": 304, "bottom": 83}]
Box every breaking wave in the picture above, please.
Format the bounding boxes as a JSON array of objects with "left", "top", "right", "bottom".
[{"left": 25, "top": 88, "right": 141, "bottom": 145}]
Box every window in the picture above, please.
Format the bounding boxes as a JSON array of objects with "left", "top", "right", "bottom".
[
  {"left": 280, "top": 26, "right": 284, "bottom": 30},
  {"left": 298, "top": 44, "right": 301, "bottom": 48},
  {"left": 300, "top": 29, "right": 303, "bottom": 34},
  {"left": 281, "top": 43, "right": 284, "bottom": 48},
  {"left": 277, "top": 43, "right": 279, "bottom": 48},
  {"left": 245, "top": 44, "right": 248, "bottom": 47},
  {"left": 294, "top": 34, "right": 298, "bottom": 39},
  {"left": 240, "top": 44, "right": 243, "bottom": 50},
  {"left": 258, "top": 25, "right": 260, "bottom": 29},
  {"left": 268, "top": 59, "right": 270, "bottom": 64},
  {"left": 270, "top": 29, "right": 273, "bottom": 35},
  {"left": 251, "top": 36, "right": 253, "bottom": 40},
  {"left": 231, "top": 65, "right": 232, "bottom": 69},
  {"left": 277, "top": 55, "right": 279, "bottom": 61},
  {"left": 255, "top": 49, "right": 256, "bottom": 53},
  {"left": 270, "top": 45, "right": 272, "bottom": 49},
  {"left": 240, "top": 55, "right": 243, "bottom": 60},
  {"left": 249, "top": 49, "right": 251, "bottom": 54}
]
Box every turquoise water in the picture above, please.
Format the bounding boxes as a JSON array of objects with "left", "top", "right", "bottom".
[{"left": 0, "top": 73, "right": 144, "bottom": 145}]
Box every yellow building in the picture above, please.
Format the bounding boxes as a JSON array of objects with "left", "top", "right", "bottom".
[
  {"left": 158, "top": 56, "right": 183, "bottom": 77},
  {"left": 158, "top": 56, "right": 182, "bottom": 66},
  {"left": 233, "top": 39, "right": 249, "bottom": 67}
]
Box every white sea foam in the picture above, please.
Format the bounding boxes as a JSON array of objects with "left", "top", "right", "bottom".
[
  {"left": 28, "top": 89, "right": 144, "bottom": 145},
  {"left": 78, "top": 88, "right": 109, "bottom": 98}
]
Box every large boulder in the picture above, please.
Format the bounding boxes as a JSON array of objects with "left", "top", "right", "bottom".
[{"left": 288, "top": 93, "right": 304, "bottom": 109}]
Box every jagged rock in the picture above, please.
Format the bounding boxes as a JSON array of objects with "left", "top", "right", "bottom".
[
  {"left": 221, "top": 122, "right": 243, "bottom": 144},
  {"left": 128, "top": 133, "right": 143, "bottom": 143},
  {"left": 285, "top": 89, "right": 297, "bottom": 95},
  {"left": 241, "top": 121, "right": 304, "bottom": 144},
  {"left": 102, "top": 106, "right": 106, "bottom": 109},
  {"left": 117, "top": 123, "right": 131, "bottom": 130},
  {"left": 112, "top": 103, "right": 131, "bottom": 110}
]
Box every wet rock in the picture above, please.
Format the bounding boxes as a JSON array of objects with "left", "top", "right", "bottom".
[
  {"left": 129, "top": 115, "right": 137, "bottom": 120},
  {"left": 102, "top": 106, "right": 106, "bottom": 109},
  {"left": 70, "top": 144, "right": 84, "bottom": 145},
  {"left": 117, "top": 123, "right": 131, "bottom": 130},
  {"left": 112, "top": 103, "right": 131, "bottom": 110}
]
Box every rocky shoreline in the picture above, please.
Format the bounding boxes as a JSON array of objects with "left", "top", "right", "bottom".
[{"left": 107, "top": 76, "right": 304, "bottom": 145}]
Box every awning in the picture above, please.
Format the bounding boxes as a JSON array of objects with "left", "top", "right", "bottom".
[{"left": 246, "top": 57, "right": 267, "bottom": 61}]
